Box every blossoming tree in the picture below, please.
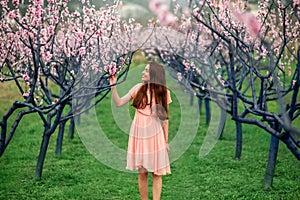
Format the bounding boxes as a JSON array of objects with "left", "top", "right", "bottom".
[
  {"left": 0, "top": 0, "right": 140, "bottom": 179},
  {"left": 149, "top": 0, "right": 300, "bottom": 188}
]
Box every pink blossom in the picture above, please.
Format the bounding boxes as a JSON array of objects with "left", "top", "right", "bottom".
[
  {"left": 104, "top": 62, "right": 120, "bottom": 75},
  {"left": 8, "top": 11, "right": 16, "bottom": 19},
  {"left": 292, "top": 80, "right": 297, "bottom": 86},
  {"left": 23, "top": 92, "right": 29, "bottom": 97},
  {"left": 89, "top": 24, "right": 95, "bottom": 31},
  {"left": 48, "top": 25, "right": 55, "bottom": 35},
  {"left": 294, "top": 0, "right": 300, "bottom": 8},
  {"left": 183, "top": 8, "right": 191, "bottom": 15},
  {"left": 231, "top": 10, "right": 261, "bottom": 38},
  {"left": 224, "top": 31, "right": 230, "bottom": 36},
  {"left": 104, "top": 65, "right": 109, "bottom": 72},
  {"left": 35, "top": 0, "right": 44, "bottom": 6},
  {"left": 91, "top": 66, "right": 98, "bottom": 71},
  {"left": 71, "top": 50, "right": 77, "bottom": 56},
  {"left": 79, "top": 47, "right": 86, "bottom": 56},
  {"left": 52, "top": 16, "right": 59, "bottom": 24},
  {"left": 23, "top": 74, "right": 30, "bottom": 81},
  {"left": 98, "top": 18, "right": 105, "bottom": 26},
  {"left": 14, "top": 9, "right": 20, "bottom": 19},
  {"left": 159, "top": 13, "right": 177, "bottom": 26},
  {"left": 76, "top": 31, "right": 84, "bottom": 41},
  {"left": 20, "top": 16, "right": 28, "bottom": 24},
  {"left": 119, "top": 57, "right": 125, "bottom": 65},
  {"left": 149, "top": 0, "right": 165, "bottom": 12},
  {"left": 183, "top": 60, "right": 190, "bottom": 72},
  {"left": 1, "top": 53, "right": 6, "bottom": 59},
  {"left": 149, "top": 0, "right": 177, "bottom": 26},
  {"left": 95, "top": 30, "right": 102, "bottom": 36},
  {"left": 260, "top": 48, "right": 268, "bottom": 57},
  {"left": 44, "top": 51, "right": 52, "bottom": 62},
  {"left": 0, "top": 1, "right": 8, "bottom": 9},
  {"left": 245, "top": 14, "right": 260, "bottom": 38},
  {"left": 12, "top": 0, "right": 19, "bottom": 6},
  {"left": 34, "top": 7, "right": 44, "bottom": 18},
  {"left": 72, "top": 11, "right": 81, "bottom": 17},
  {"left": 193, "top": 7, "right": 200, "bottom": 15}
]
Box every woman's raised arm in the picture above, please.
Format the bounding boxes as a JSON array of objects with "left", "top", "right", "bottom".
[{"left": 109, "top": 75, "right": 133, "bottom": 107}]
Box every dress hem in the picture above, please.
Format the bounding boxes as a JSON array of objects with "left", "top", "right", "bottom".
[{"left": 126, "top": 166, "right": 171, "bottom": 176}]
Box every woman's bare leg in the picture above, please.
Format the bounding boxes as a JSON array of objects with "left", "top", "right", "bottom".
[
  {"left": 138, "top": 168, "right": 148, "bottom": 200},
  {"left": 152, "top": 173, "right": 162, "bottom": 200}
]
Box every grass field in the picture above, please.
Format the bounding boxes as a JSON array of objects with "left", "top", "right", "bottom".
[{"left": 0, "top": 67, "right": 300, "bottom": 200}]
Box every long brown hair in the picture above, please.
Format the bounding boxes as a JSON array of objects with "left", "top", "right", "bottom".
[{"left": 132, "top": 62, "right": 169, "bottom": 120}]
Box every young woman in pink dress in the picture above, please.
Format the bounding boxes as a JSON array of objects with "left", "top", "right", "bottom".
[{"left": 110, "top": 61, "right": 172, "bottom": 200}]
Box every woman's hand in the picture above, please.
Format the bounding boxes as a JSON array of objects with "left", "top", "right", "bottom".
[{"left": 109, "top": 75, "right": 117, "bottom": 86}]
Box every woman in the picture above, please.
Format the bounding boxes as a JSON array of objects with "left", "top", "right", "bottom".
[{"left": 109, "top": 61, "right": 172, "bottom": 200}]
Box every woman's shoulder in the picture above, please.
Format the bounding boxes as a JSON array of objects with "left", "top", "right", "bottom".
[
  {"left": 129, "top": 83, "right": 144, "bottom": 98},
  {"left": 135, "top": 83, "right": 144, "bottom": 87},
  {"left": 131, "top": 83, "right": 143, "bottom": 91}
]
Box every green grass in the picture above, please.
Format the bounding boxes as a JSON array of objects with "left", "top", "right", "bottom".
[{"left": 1, "top": 73, "right": 300, "bottom": 199}]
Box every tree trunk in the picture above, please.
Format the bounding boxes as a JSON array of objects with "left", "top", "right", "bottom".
[
  {"left": 235, "top": 121, "right": 242, "bottom": 159},
  {"left": 68, "top": 117, "right": 75, "bottom": 140},
  {"left": 36, "top": 104, "right": 64, "bottom": 179},
  {"left": 263, "top": 135, "right": 279, "bottom": 190},
  {"left": 36, "top": 132, "right": 51, "bottom": 180},
  {"left": 0, "top": 123, "right": 6, "bottom": 157},
  {"left": 55, "top": 121, "right": 66, "bottom": 156},
  {"left": 205, "top": 99, "right": 210, "bottom": 125},
  {"left": 218, "top": 108, "right": 226, "bottom": 139}
]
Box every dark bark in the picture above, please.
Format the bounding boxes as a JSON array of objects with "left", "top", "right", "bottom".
[
  {"left": 281, "top": 133, "right": 300, "bottom": 160},
  {"left": 36, "top": 131, "right": 51, "bottom": 180},
  {"left": 235, "top": 121, "right": 242, "bottom": 159},
  {"left": 68, "top": 117, "right": 75, "bottom": 140},
  {"left": 228, "top": 44, "right": 243, "bottom": 159},
  {"left": 55, "top": 121, "right": 66, "bottom": 157},
  {"left": 198, "top": 98, "right": 214, "bottom": 126},
  {"left": 218, "top": 108, "right": 226, "bottom": 139},
  {"left": 263, "top": 135, "right": 279, "bottom": 190},
  {"left": 0, "top": 102, "right": 27, "bottom": 156},
  {"left": 205, "top": 99, "right": 211, "bottom": 125},
  {"left": 36, "top": 104, "right": 64, "bottom": 179}
]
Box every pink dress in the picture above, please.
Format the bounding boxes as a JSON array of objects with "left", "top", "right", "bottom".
[{"left": 126, "top": 83, "right": 172, "bottom": 175}]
